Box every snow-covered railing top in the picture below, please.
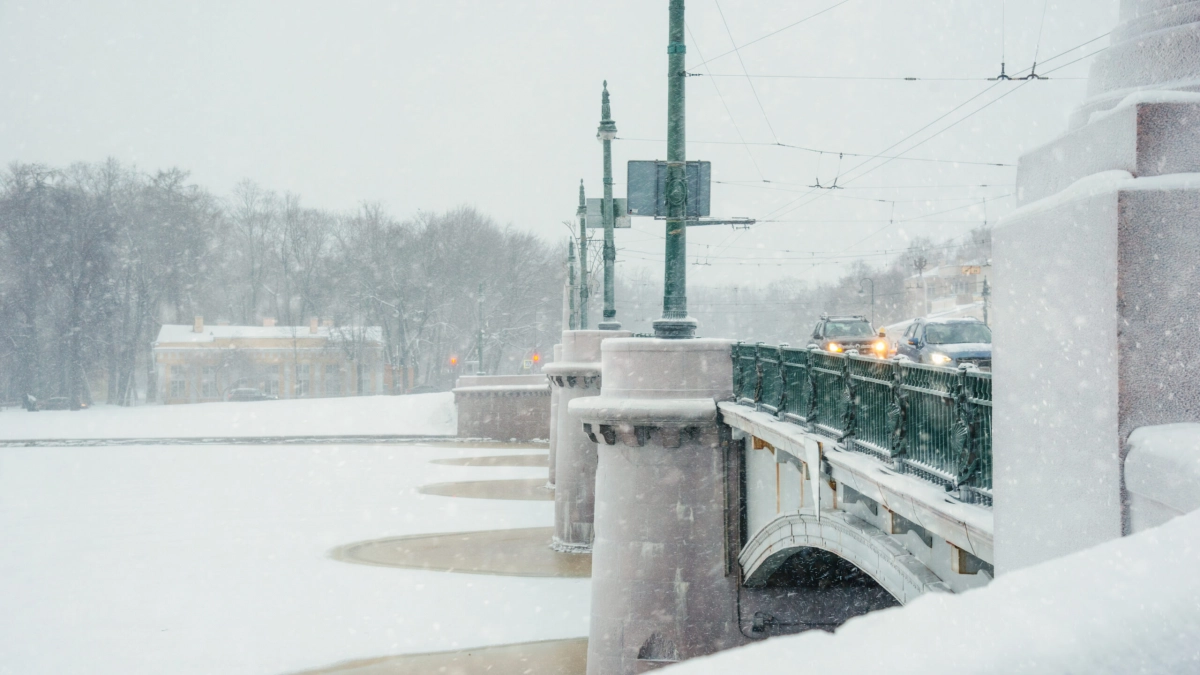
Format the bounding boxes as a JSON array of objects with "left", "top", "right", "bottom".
[{"left": 731, "top": 343, "right": 992, "bottom": 504}]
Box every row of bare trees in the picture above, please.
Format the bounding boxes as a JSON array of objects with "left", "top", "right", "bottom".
[{"left": 0, "top": 160, "right": 563, "bottom": 404}]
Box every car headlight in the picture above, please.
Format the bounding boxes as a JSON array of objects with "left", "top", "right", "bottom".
[
  {"left": 827, "top": 342, "right": 843, "bottom": 353},
  {"left": 930, "top": 352, "right": 953, "bottom": 365},
  {"left": 871, "top": 340, "right": 888, "bottom": 355}
]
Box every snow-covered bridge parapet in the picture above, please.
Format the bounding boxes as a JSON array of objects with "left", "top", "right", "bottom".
[
  {"left": 732, "top": 342, "right": 993, "bottom": 502},
  {"left": 452, "top": 374, "right": 550, "bottom": 442},
  {"left": 721, "top": 401, "right": 994, "bottom": 598}
]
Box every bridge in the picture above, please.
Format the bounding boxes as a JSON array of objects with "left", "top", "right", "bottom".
[{"left": 453, "top": 0, "right": 1200, "bottom": 672}]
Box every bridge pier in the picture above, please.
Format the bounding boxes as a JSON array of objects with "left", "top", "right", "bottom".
[
  {"left": 545, "top": 330, "right": 631, "bottom": 552},
  {"left": 548, "top": 343, "right": 562, "bottom": 487},
  {"left": 573, "top": 338, "right": 747, "bottom": 674}
]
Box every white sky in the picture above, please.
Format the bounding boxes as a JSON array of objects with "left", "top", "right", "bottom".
[{"left": 0, "top": 0, "right": 1118, "bottom": 286}]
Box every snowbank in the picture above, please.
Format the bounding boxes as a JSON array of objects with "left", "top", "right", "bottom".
[
  {"left": 0, "top": 393, "right": 456, "bottom": 440},
  {"left": 665, "top": 509, "right": 1200, "bottom": 674},
  {"left": 1126, "top": 423, "right": 1200, "bottom": 531}
]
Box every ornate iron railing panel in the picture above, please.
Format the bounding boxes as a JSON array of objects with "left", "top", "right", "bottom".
[
  {"left": 847, "top": 355, "right": 895, "bottom": 460},
  {"left": 756, "top": 344, "right": 784, "bottom": 415},
  {"left": 732, "top": 343, "right": 758, "bottom": 406},
  {"left": 809, "top": 350, "right": 851, "bottom": 438},
  {"left": 780, "top": 347, "right": 813, "bottom": 424},
  {"left": 731, "top": 342, "right": 993, "bottom": 499}
]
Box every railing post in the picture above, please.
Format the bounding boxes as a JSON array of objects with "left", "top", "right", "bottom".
[
  {"left": 888, "top": 358, "right": 908, "bottom": 472},
  {"left": 753, "top": 341, "right": 765, "bottom": 410},
  {"left": 951, "top": 365, "right": 982, "bottom": 497},
  {"left": 776, "top": 344, "right": 788, "bottom": 418},
  {"left": 731, "top": 342, "right": 742, "bottom": 402},
  {"left": 805, "top": 347, "right": 818, "bottom": 430},
  {"left": 840, "top": 353, "right": 856, "bottom": 442}
]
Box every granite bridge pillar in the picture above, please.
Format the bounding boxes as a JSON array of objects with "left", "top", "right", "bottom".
[
  {"left": 545, "top": 330, "right": 631, "bottom": 552},
  {"left": 573, "top": 338, "right": 748, "bottom": 674},
  {"left": 994, "top": 0, "right": 1200, "bottom": 572}
]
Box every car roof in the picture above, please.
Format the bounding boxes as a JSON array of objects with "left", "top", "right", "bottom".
[{"left": 924, "top": 318, "right": 984, "bottom": 325}]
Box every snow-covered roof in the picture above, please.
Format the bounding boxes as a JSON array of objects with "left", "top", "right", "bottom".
[{"left": 154, "top": 324, "right": 383, "bottom": 345}]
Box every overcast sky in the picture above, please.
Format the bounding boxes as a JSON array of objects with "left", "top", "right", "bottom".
[{"left": 0, "top": 1, "right": 1118, "bottom": 286}]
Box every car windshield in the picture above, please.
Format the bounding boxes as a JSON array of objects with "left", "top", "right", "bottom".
[
  {"left": 824, "top": 321, "right": 874, "bottom": 337},
  {"left": 925, "top": 323, "right": 992, "bottom": 345}
]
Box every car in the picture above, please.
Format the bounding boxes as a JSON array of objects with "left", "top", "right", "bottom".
[
  {"left": 37, "top": 396, "right": 88, "bottom": 410},
  {"left": 895, "top": 317, "right": 992, "bottom": 369},
  {"left": 227, "top": 388, "right": 276, "bottom": 402},
  {"left": 808, "top": 314, "right": 890, "bottom": 358}
]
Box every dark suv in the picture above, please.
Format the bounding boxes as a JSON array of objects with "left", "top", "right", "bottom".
[
  {"left": 895, "top": 318, "right": 992, "bottom": 369},
  {"left": 808, "top": 315, "right": 888, "bottom": 357}
]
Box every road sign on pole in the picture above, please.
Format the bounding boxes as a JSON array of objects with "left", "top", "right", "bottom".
[
  {"left": 586, "top": 198, "right": 630, "bottom": 228},
  {"left": 626, "top": 160, "right": 711, "bottom": 219}
]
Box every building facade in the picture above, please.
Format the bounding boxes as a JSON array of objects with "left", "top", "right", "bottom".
[
  {"left": 153, "top": 318, "right": 386, "bottom": 404},
  {"left": 904, "top": 261, "right": 991, "bottom": 319}
]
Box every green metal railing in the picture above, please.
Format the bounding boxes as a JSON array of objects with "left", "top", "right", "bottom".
[{"left": 731, "top": 342, "right": 992, "bottom": 504}]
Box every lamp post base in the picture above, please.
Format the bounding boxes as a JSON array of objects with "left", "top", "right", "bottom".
[{"left": 651, "top": 317, "right": 698, "bottom": 339}]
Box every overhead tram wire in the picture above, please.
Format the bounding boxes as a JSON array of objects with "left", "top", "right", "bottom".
[
  {"left": 803, "top": 47, "right": 1098, "bottom": 224},
  {"left": 699, "top": 31, "right": 1108, "bottom": 266},
  {"left": 716, "top": 180, "right": 1013, "bottom": 190},
  {"left": 1025, "top": 0, "right": 1052, "bottom": 79},
  {"left": 752, "top": 30, "right": 1109, "bottom": 225},
  {"left": 689, "top": 0, "right": 855, "bottom": 70},
  {"left": 714, "top": 0, "right": 782, "bottom": 144},
  {"left": 688, "top": 31, "right": 1108, "bottom": 82},
  {"left": 685, "top": 22, "right": 767, "bottom": 181},
  {"left": 616, "top": 137, "right": 1013, "bottom": 167},
  {"left": 693, "top": 73, "right": 1084, "bottom": 81},
  {"left": 753, "top": 79, "right": 1007, "bottom": 223}
]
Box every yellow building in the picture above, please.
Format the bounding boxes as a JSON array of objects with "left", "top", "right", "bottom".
[{"left": 153, "top": 317, "right": 386, "bottom": 404}]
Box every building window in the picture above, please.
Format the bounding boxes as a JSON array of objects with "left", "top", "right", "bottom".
[
  {"left": 324, "top": 364, "right": 341, "bottom": 397},
  {"left": 169, "top": 365, "right": 186, "bottom": 399},
  {"left": 264, "top": 366, "right": 280, "bottom": 397},
  {"left": 296, "top": 364, "right": 310, "bottom": 397},
  {"left": 356, "top": 364, "right": 368, "bottom": 395},
  {"left": 201, "top": 367, "right": 217, "bottom": 398}
]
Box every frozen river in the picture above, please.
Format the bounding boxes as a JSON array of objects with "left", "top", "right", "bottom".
[{"left": 0, "top": 441, "right": 589, "bottom": 675}]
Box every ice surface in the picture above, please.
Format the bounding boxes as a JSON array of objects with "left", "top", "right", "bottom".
[
  {"left": 0, "top": 393, "right": 456, "bottom": 440},
  {"left": 0, "top": 441, "right": 586, "bottom": 675},
  {"left": 663, "top": 509, "right": 1200, "bottom": 674}
]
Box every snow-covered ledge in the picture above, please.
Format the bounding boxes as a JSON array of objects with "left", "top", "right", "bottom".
[
  {"left": 452, "top": 374, "right": 550, "bottom": 442},
  {"left": 1125, "top": 423, "right": 1200, "bottom": 533}
]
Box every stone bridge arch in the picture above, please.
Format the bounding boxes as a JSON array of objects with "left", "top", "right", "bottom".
[{"left": 740, "top": 511, "right": 950, "bottom": 604}]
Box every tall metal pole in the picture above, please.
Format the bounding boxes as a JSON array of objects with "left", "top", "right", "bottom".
[
  {"left": 654, "top": 0, "right": 696, "bottom": 339},
  {"left": 576, "top": 180, "right": 590, "bottom": 330},
  {"left": 477, "top": 282, "right": 485, "bottom": 375},
  {"left": 598, "top": 81, "right": 621, "bottom": 330},
  {"left": 982, "top": 277, "right": 991, "bottom": 326},
  {"left": 567, "top": 240, "right": 578, "bottom": 330},
  {"left": 859, "top": 277, "right": 875, "bottom": 326}
]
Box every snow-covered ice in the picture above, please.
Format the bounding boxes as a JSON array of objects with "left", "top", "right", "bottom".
[
  {"left": 0, "top": 441, "right": 587, "bottom": 675},
  {"left": 0, "top": 393, "right": 456, "bottom": 440},
  {"left": 663, "top": 508, "right": 1200, "bottom": 674}
]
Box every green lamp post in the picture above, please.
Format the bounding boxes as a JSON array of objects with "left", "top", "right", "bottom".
[
  {"left": 597, "top": 81, "right": 621, "bottom": 330},
  {"left": 653, "top": 0, "right": 697, "bottom": 339},
  {"left": 576, "top": 180, "right": 589, "bottom": 330}
]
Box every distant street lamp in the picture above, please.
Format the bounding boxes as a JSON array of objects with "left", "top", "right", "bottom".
[{"left": 858, "top": 278, "right": 875, "bottom": 326}]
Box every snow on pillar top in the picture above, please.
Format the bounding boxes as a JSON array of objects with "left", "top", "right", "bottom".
[{"left": 1071, "top": 0, "right": 1200, "bottom": 128}]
